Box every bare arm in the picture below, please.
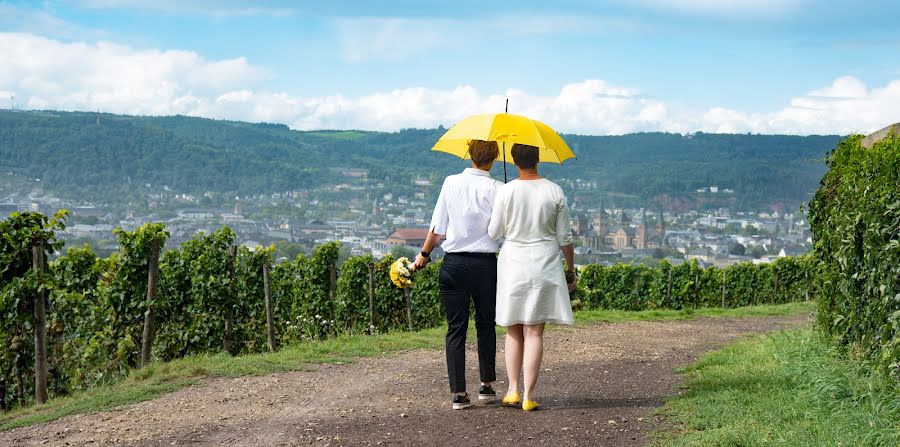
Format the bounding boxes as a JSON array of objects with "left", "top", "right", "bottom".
[
  {"left": 413, "top": 230, "right": 443, "bottom": 270},
  {"left": 561, "top": 243, "right": 576, "bottom": 292},
  {"left": 561, "top": 243, "right": 575, "bottom": 271},
  {"left": 487, "top": 187, "right": 506, "bottom": 242},
  {"left": 556, "top": 192, "right": 577, "bottom": 291}
]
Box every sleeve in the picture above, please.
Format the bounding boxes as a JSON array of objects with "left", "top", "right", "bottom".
[
  {"left": 556, "top": 192, "right": 574, "bottom": 246},
  {"left": 488, "top": 187, "right": 506, "bottom": 241},
  {"left": 429, "top": 182, "right": 449, "bottom": 235}
]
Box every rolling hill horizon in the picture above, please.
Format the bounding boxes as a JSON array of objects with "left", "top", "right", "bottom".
[{"left": 0, "top": 109, "right": 843, "bottom": 212}]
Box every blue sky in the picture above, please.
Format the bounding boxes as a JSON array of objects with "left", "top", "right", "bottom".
[{"left": 1, "top": 0, "right": 899, "bottom": 134}]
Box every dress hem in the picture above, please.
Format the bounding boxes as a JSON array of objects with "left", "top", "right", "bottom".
[{"left": 497, "top": 318, "right": 574, "bottom": 327}]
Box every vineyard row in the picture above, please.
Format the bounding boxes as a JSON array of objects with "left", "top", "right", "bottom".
[{"left": 1, "top": 212, "right": 817, "bottom": 410}]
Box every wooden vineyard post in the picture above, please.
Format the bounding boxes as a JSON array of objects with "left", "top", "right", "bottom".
[
  {"left": 225, "top": 245, "right": 237, "bottom": 354},
  {"left": 634, "top": 274, "right": 641, "bottom": 310},
  {"left": 667, "top": 269, "right": 673, "bottom": 307},
  {"left": 773, "top": 271, "right": 779, "bottom": 304},
  {"left": 403, "top": 288, "right": 414, "bottom": 332},
  {"left": 329, "top": 263, "right": 338, "bottom": 326},
  {"left": 805, "top": 270, "right": 810, "bottom": 302},
  {"left": 721, "top": 269, "right": 727, "bottom": 308},
  {"left": 140, "top": 237, "right": 160, "bottom": 368},
  {"left": 16, "top": 373, "right": 24, "bottom": 406},
  {"left": 368, "top": 263, "right": 376, "bottom": 333},
  {"left": 32, "top": 240, "right": 48, "bottom": 404},
  {"left": 263, "top": 258, "right": 275, "bottom": 352},
  {"left": 694, "top": 272, "right": 700, "bottom": 310}
]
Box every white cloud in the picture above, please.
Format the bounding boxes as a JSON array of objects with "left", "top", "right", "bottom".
[
  {"left": 0, "top": 33, "right": 269, "bottom": 115},
  {"left": 2, "top": 33, "right": 898, "bottom": 135},
  {"left": 694, "top": 77, "right": 900, "bottom": 135}
]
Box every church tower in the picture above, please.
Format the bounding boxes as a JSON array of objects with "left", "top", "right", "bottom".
[{"left": 656, "top": 207, "right": 666, "bottom": 240}]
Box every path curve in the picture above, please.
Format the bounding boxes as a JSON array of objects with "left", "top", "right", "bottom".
[{"left": 1, "top": 314, "right": 809, "bottom": 447}]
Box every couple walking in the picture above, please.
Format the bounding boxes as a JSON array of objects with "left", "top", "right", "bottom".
[{"left": 413, "top": 139, "right": 577, "bottom": 412}]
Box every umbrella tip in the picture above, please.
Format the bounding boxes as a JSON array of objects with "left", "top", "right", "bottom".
[{"left": 505, "top": 98, "right": 508, "bottom": 113}]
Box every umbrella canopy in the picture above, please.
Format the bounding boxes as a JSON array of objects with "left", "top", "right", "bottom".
[{"left": 432, "top": 113, "right": 576, "bottom": 165}]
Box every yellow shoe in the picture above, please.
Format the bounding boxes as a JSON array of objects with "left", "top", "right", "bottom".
[
  {"left": 501, "top": 392, "right": 520, "bottom": 407},
  {"left": 522, "top": 400, "right": 540, "bottom": 411}
]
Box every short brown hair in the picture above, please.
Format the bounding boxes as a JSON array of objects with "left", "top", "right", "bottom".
[
  {"left": 468, "top": 140, "right": 499, "bottom": 167},
  {"left": 511, "top": 144, "right": 539, "bottom": 169}
]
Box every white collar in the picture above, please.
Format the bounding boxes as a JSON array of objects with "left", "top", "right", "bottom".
[{"left": 463, "top": 168, "right": 491, "bottom": 177}]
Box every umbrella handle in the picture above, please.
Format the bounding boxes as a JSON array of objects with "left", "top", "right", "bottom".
[
  {"left": 503, "top": 98, "right": 508, "bottom": 182},
  {"left": 503, "top": 141, "right": 507, "bottom": 183}
]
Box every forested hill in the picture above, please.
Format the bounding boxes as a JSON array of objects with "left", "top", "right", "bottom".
[{"left": 0, "top": 110, "right": 841, "bottom": 210}]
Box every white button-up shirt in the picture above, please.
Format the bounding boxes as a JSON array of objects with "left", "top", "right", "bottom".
[{"left": 429, "top": 168, "right": 503, "bottom": 253}]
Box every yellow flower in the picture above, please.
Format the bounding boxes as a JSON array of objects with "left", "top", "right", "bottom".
[{"left": 390, "top": 257, "right": 413, "bottom": 288}]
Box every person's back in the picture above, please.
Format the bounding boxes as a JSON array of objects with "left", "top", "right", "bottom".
[
  {"left": 413, "top": 139, "right": 503, "bottom": 410},
  {"left": 491, "top": 178, "right": 568, "bottom": 247},
  {"left": 433, "top": 170, "right": 502, "bottom": 253}
]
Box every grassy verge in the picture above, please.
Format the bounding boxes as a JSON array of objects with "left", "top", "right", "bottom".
[
  {"left": 0, "top": 302, "right": 812, "bottom": 431},
  {"left": 656, "top": 329, "right": 900, "bottom": 446},
  {"left": 576, "top": 301, "right": 813, "bottom": 325},
  {"left": 0, "top": 326, "right": 449, "bottom": 431}
]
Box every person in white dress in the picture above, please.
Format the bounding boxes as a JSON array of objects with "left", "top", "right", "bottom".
[{"left": 487, "top": 143, "right": 577, "bottom": 411}]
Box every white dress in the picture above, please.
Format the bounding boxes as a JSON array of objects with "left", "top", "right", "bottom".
[{"left": 488, "top": 178, "right": 575, "bottom": 326}]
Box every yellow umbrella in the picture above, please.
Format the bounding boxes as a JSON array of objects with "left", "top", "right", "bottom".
[{"left": 431, "top": 112, "right": 575, "bottom": 181}]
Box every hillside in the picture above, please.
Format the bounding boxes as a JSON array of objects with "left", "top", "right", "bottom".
[{"left": 0, "top": 110, "right": 840, "bottom": 210}]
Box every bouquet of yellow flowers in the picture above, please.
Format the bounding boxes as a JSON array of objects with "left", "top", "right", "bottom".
[{"left": 389, "top": 257, "right": 414, "bottom": 288}]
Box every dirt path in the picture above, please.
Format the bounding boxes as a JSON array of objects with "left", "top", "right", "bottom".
[{"left": 1, "top": 314, "right": 809, "bottom": 447}]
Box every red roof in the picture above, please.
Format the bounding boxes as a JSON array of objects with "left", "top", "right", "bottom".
[{"left": 388, "top": 228, "right": 430, "bottom": 240}]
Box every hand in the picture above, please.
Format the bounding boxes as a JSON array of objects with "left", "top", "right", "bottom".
[
  {"left": 565, "top": 268, "right": 577, "bottom": 292},
  {"left": 412, "top": 254, "right": 430, "bottom": 271}
]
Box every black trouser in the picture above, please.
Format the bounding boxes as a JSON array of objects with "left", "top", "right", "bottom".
[{"left": 439, "top": 252, "right": 497, "bottom": 393}]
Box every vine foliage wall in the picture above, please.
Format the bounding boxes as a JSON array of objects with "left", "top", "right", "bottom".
[
  {"left": 808, "top": 133, "right": 900, "bottom": 378},
  {"left": 1, "top": 214, "right": 817, "bottom": 409}
]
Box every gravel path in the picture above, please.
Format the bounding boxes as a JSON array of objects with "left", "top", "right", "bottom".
[{"left": 0, "top": 314, "right": 809, "bottom": 447}]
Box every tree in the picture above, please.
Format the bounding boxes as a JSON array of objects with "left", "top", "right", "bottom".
[
  {"left": 390, "top": 245, "right": 417, "bottom": 260},
  {"left": 728, "top": 242, "right": 746, "bottom": 256},
  {"left": 748, "top": 245, "right": 767, "bottom": 259},
  {"left": 273, "top": 240, "right": 307, "bottom": 261}
]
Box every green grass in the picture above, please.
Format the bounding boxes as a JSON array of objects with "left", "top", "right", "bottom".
[
  {"left": 656, "top": 329, "right": 900, "bottom": 446},
  {"left": 0, "top": 302, "right": 812, "bottom": 431},
  {"left": 575, "top": 301, "right": 813, "bottom": 325}
]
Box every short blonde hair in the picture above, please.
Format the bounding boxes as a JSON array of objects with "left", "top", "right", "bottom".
[{"left": 468, "top": 140, "right": 499, "bottom": 167}]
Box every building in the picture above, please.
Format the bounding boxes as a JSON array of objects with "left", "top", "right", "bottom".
[
  {"left": 778, "top": 245, "right": 808, "bottom": 257},
  {"left": 573, "top": 206, "right": 667, "bottom": 252},
  {"left": 386, "top": 228, "right": 431, "bottom": 247},
  {"left": 687, "top": 247, "right": 715, "bottom": 263},
  {"left": 608, "top": 225, "right": 638, "bottom": 251},
  {"left": 298, "top": 219, "right": 336, "bottom": 237},
  {"left": 178, "top": 209, "right": 215, "bottom": 220}
]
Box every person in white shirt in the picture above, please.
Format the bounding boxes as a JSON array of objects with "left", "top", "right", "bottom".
[
  {"left": 488, "top": 143, "right": 577, "bottom": 412},
  {"left": 413, "top": 139, "right": 502, "bottom": 410}
]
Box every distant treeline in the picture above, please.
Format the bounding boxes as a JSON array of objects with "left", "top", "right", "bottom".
[{"left": 0, "top": 110, "right": 840, "bottom": 209}]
